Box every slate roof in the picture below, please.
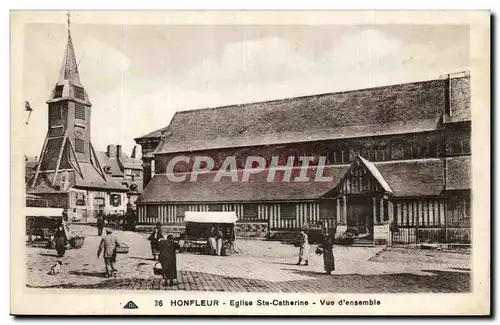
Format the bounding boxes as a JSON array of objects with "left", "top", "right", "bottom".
[
  {"left": 142, "top": 75, "right": 470, "bottom": 154},
  {"left": 445, "top": 156, "right": 471, "bottom": 190},
  {"left": 138, "top": 158, "right": 456, "bottom": 203},
  {"left": 97, "top": 151, "right": 142, "bottom": 177},
  {"left": 358, "top": 156, "right": 394, "bottom": 194},
  {"left": 138, "top": 165, "right": 348, "bottom": 203},
  {"left": 98, "top": 152, "right": 123, "bottom": 177},
  {"left": 375, "top": 159, "right": 446, "bottom": 197},
  {"left": 74, "top": 162, "right": 128, "bottom": 191}
]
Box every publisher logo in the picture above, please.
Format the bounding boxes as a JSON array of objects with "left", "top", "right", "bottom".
[{"left": 123, "top": 301, "right": 139, "bottom": 309}]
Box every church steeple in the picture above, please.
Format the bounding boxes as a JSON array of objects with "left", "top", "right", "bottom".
[
  {"left": 58, "top": 12, "right": 82, "bottom": 87},
  {"left": 47, "top": 11, "right": 90, "bottom": 105},
  {"left": 31, "top": 12, "right": 106, "bottom": 189}
]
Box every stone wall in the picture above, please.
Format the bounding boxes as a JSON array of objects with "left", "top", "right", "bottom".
[
  {"left": 136, "top": 224, "right": 186, "bottom": 236},
  {"left": 135, "top": 221, "right": 269, "bottom": 239},
  {"left": 235, "top": 221, "right": 268, "bottom": 239}
]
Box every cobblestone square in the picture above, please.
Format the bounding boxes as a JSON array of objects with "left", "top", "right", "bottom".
[{"left": 26, "top": 225, "right": 471, "bottom": 292}]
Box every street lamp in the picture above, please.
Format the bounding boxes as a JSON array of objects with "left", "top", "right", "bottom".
[{"left": 25, "top": 101, "right": 33, "bottom": 125}]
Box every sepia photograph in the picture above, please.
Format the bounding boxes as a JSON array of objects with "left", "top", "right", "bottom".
[{"left": 10, "top": 10, "right": 490, "bottom": 315}]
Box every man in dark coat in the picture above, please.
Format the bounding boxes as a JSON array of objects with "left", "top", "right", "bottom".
[
  {"left": 148, "top": 222, "right": 163, "bottom": 260},
  {"left": 96, "top": 213, "right": 105, "bottom": 236},
  {"left": 158, "top": 235, "right": 180, "bottom": 286}
]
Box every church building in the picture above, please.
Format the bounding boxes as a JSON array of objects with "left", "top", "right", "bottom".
[
  {"left": 27, "top": 18, "right": 129, "bottom": 222},
  {"left": 135, "top": 71, "right": 472, "bottom": 245}
]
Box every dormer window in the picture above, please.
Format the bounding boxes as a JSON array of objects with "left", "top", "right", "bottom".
[
  {"left": 73, "top": 86, "right": 85, "bottom": 100},
  {"left": 54, "top": 85, "right": 64, "bottom": 98}
]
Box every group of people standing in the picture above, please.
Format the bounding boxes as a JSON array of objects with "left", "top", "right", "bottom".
[{"left": 296, "top": 229, "right": 336, "bottom": 275}]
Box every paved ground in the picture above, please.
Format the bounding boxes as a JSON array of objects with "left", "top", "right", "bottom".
[{"left": 26, "top": 225, "right": 471, "bottom": 292}]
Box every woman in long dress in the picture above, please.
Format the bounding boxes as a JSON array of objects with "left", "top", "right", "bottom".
[
  {"left": 158, "top": 235, "right": 180, "bottom": 286},
  {"left": 319, "top": 234, "right": 335, "bottom": 274},
  {"left": 296, "top": 230, "right": 310, "bottom": 266},
  {"left": 53, "top": 225, "right": 68, "bottom": 257}
]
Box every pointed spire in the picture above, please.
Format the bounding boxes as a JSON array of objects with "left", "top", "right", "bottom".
[{"left": 58, "top": 11, "right": 81, "bottom": 86}]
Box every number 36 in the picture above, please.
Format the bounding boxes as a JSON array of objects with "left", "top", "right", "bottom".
[{"left": 155, "top": 300, "right": 163, "bottom": 307}]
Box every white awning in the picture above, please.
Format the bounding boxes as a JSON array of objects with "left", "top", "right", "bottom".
[
  {"left": 184, "top": 211, "right": 237, "bottom": 224},
  {"left": 25, "top": 207, "right": 64, "bottom": 217}
]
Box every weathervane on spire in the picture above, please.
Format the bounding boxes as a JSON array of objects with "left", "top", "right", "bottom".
[{"left": 66, "top": 11, "right": 71, "bottom": 32}]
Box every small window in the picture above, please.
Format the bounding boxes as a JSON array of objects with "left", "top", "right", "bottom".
[
  {"left": 110, "top": 194, "right": 121, "bottom": 207},
  {"left": 75, "top": 103, "right": 86, "bottom": 120},
  {"left": 75, "top": 139, "right": 85, "bottom": 153},
  {"left": 54, "top": 85, "right": 64, "bottom": 98},
  {"left": 73, "top": 86, "right": 85, "bottom": 100},
  {"left": 75, "top": 192, "right": 86, "bottom": 206}
]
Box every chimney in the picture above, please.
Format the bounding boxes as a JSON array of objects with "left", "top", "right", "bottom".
[
  {"left": 116, "top": 145, "right": 122, "bottom": 158},
  {"left": 131, "top": 145, "right": 137, "bottom": 159},
  {"left": 107, "top": 144, "right": 116, "bottom": 158}
]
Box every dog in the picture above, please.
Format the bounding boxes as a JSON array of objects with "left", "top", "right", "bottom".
[{"left": 48, "top": 261, "right": 63, "bottom": 275}]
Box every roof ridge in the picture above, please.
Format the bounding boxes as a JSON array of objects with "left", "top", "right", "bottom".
[{"left": 170, "top": 73, "right": 468, "bottom": 116}]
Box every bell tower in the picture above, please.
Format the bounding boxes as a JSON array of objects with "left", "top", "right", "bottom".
[{"left": 31, "top": 12, "right": 107, "bottom": 189}]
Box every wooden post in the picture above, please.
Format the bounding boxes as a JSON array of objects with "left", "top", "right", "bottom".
[
  {"left": 372, "top": 197, "right": 377, "bottom": 224},
  {"left": 336, "top": 197, "right": 341, "bottom": 224},
  {"left": 380, "top": 198, "right": 385, "bottom": 223},
  {"left": 342, "top": 195, "right": 347, "bottom": 225}
]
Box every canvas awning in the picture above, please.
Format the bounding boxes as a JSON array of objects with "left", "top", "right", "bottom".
[
  {"left": 184, "top": 211, "right": 237, "bottom": 224},
  {"left": 25, "top": 207, "right": 64, "bottom": 217}
]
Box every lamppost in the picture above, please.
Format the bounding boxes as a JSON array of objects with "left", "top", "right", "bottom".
[{"left": 25, "top": 101, "right": 33, "bottom": 125}]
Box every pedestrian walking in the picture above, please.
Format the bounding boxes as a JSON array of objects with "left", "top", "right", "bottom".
[
  {"left": 317, "top": 234, "right": 335, "bottom": 274},
  {"left": 148, "top": 222, "right": 163, "bottom": 260},
  {"left": 96, "top": 213, "right": 105, "bottom": 237},
  {"left": 296, "top": 229, "right": 310, "bottom": 266},
  {"left": 215, "top": 225, "right": 223, "bottom": 256},
  {"left": 97, "top": 229, "right": 120, "bottom": 277},
  {"left": 53, "top": 224, "right": 68, "bottom": 257},
  {"left": 158, "top": 235, "right": 180, "bottom": 287}
]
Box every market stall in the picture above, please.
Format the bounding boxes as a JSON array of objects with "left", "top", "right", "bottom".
[
  {"left": 180, "top": 211, "right": 237, "bottom": 255},
  {"left": 25, "top": 207, "right": 84, "bottom": 249}
]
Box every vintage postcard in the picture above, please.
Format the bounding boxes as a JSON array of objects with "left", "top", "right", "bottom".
[{"left": 10, "top": 10, "right": 490, "bottom": 315}]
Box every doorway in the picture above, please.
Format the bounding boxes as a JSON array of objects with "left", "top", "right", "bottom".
[{"left": 347, "top": 195, "right": 373, "bottom": 239}]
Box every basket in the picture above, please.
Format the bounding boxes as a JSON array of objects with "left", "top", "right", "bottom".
[
  {"left": 116, "top": 244, "right": 129, "bottom": 254},
  {"left": 153, "top": 262, "right": 163, "bottom": 275},
  {"left": 70, "top": 236, "right": 85, "bottom": 249}
]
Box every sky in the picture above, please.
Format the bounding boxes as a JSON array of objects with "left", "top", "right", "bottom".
[{"left": 21, "top": 20, "right": 470, "bottom": 158}]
